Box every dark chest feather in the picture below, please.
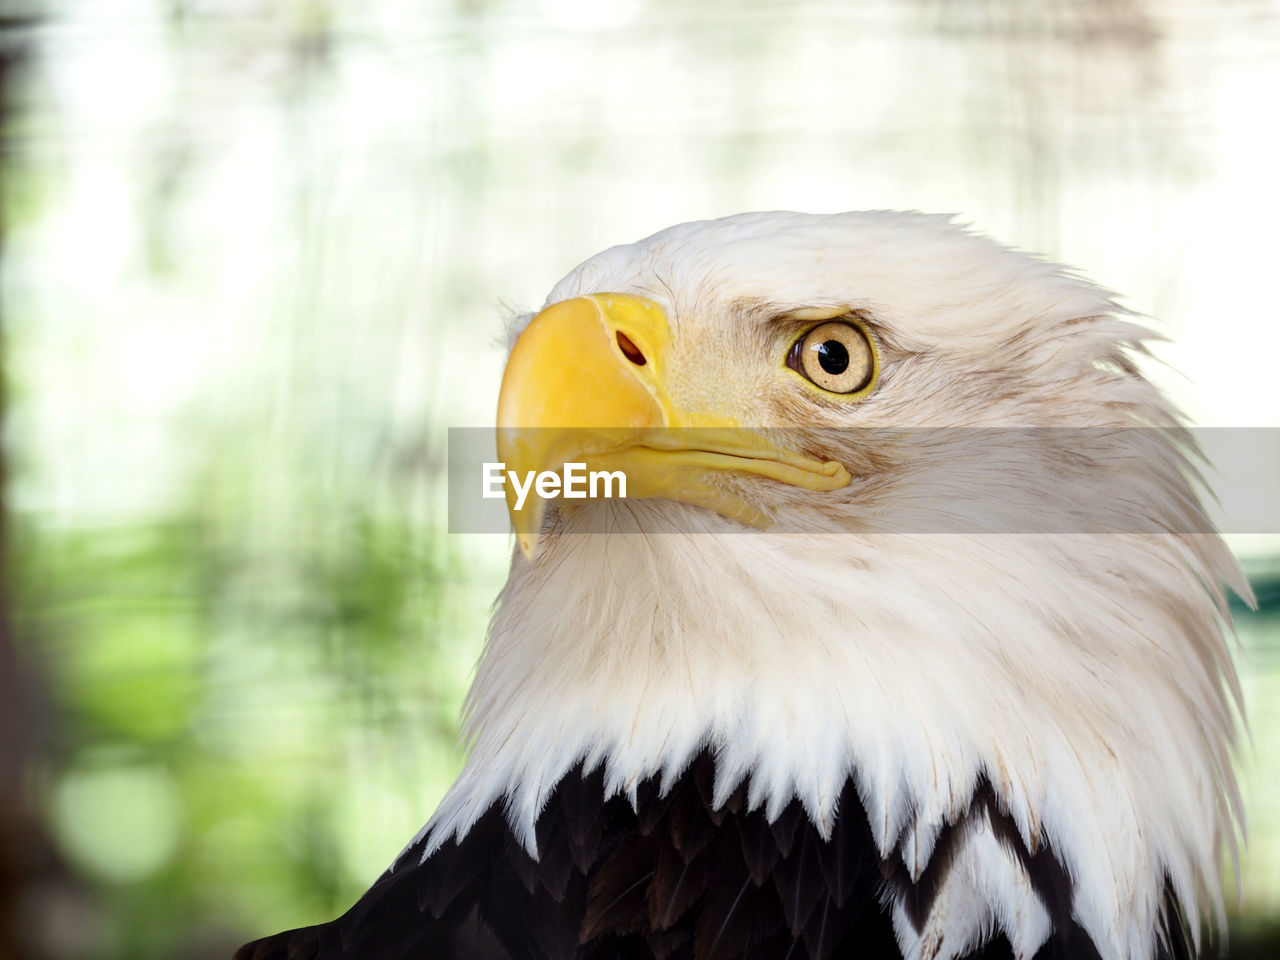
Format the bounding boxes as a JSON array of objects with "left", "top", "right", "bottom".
[{"left": 235, "top": 751, "right": 1192, "bottom": 960}]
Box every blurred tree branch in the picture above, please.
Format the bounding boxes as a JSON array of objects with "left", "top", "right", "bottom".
[{"left": 2, "top": 8, "right": 59, "bottom": 960}]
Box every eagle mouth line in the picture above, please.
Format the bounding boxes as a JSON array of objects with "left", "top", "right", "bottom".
[
  {"left": 634, "top": 444, "right": 850, "bottom": 489},
  {"left": 563, "top": 430, "right": 852, "bottom": 494}
]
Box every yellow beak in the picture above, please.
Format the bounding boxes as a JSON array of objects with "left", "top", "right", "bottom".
[{"left": 496, "top": 293, "right": 850, "bottom": 560}]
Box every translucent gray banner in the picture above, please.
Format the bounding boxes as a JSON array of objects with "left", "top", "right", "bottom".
[{"left": 447, "top": 427, "right": 1280, "bottom": 535}]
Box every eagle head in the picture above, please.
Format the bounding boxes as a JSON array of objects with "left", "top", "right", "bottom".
[{"left": 238, "top": 211, "right": 1249, "bottom": 960}]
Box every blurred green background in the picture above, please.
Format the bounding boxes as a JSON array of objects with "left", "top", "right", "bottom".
[{"left": 0, "top": 1, "right": 1278, "bottom": 958}]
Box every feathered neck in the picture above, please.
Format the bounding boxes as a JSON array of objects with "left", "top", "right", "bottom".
[{"left": 420, "top": 502, "right": 1243, "bottom": 960}]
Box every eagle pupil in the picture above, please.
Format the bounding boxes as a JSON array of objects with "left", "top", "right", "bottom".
[{"left": 817, "top": 340, "right": 849, "bottom": 375}]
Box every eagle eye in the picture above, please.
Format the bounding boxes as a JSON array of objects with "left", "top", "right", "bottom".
[{"left": 787, "top": 320, "right": 876, "bottom": 395}]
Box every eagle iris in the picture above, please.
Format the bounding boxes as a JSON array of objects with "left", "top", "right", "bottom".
[{"left": 789, "top": 319, "right": 875, "bottom": 395}]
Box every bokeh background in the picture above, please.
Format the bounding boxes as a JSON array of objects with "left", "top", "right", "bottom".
[{"left": 1, "top": 1, "right": 1278, "bottom": 957}]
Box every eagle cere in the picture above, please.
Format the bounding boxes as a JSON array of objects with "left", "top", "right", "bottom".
[{"left": 236, "top": 211, "right": 1250, "bottom": 960}]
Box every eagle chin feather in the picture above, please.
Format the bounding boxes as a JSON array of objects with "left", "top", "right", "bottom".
[{"left": 237, "top": 211, "right": 1248, "bottom": 960}]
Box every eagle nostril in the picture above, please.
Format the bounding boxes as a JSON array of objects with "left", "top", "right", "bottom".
[{"left": 616, "top": 331, "right": 647, "bottom": 366}]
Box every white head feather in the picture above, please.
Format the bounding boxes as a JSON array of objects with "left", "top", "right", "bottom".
[{"left": 421, "top": 212, "right": 1249, "bottom": 960}]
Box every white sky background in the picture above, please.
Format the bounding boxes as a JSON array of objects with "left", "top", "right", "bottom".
[
  {"left": 12, "top": 0, "right": 1280, "bottom": 518},
  {"left": 8, "top": 0, "right": 1280, "bottom": 919}
]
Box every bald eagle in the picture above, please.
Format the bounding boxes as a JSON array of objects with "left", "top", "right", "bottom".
[{"left": 237, "top": 212, "right": 1249, "bottom": 960}]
